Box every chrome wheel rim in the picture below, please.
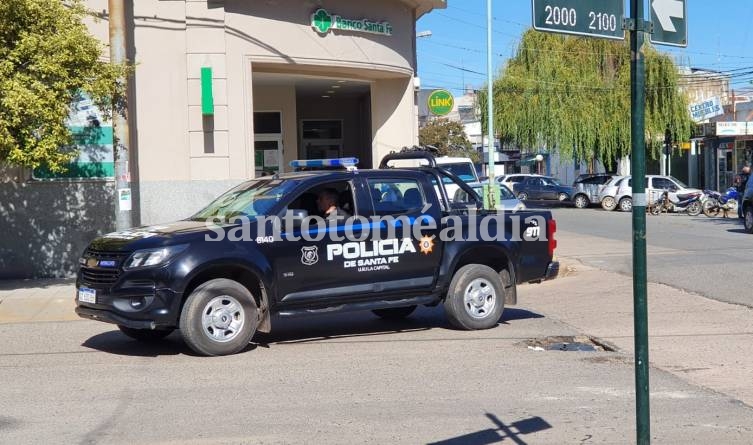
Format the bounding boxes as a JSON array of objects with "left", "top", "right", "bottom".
[
  {"left": 201, "top": 295, "right": 245, "bottom": 343},
  {"left": 559, "top": 193, "right": 568, "bottom": 201},
  {"left": 602, "top": 197, "right": 615, "bottom": 209},
  {"left": 746, "top": 210, "right": 753, "bottom": 230},
  {"left": 463, "top": 278, "right": 497, "bottom": 319},
  {"left": 575, "top": 196, "right": 587, "bottom": 207},
  {"left": 621, "top": 199, "right": 632, "bottom": 211}
]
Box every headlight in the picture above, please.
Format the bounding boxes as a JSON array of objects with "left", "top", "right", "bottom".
[{"left": 123, "top": 244, "right": 188, "bottom": 270}]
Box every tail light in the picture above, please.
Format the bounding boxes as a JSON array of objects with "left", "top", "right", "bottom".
[{"left": 547, "top": 219, "right": 557, "bottom": 258}]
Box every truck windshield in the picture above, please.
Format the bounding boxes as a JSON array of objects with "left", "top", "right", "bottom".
[
  {"left": 192, "top": 179, "right": 297, "bottom": 220},
  {"left": 440, "top": 163, "right": 478, "bottom": 182}
]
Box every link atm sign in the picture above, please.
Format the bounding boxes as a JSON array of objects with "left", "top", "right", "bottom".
[{"left": 532, "top": 0, "right": 624, "bottom": 40}]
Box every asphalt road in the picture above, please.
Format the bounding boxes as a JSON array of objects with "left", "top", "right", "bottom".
[
  {"left": 2, "top": 307, "right": 752, "bottom": 444},
  {"left": 544, "top": 205, "right": 753, "bottom": 307}
]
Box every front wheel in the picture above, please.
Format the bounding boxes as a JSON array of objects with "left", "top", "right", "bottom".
[
  {"left": 180, "top": 278, "right": 259, "bottom": 356},
  {"left": 372, "top": 306, "right": 416, "bottom": 320},
  {"left": 619, "top": 197, "right": 633, "bottom": 212},
  {"left": 745, "top": 206, "right": 753, "bottom": 234},
  {"left": 444, "top": 264, "right": 505, "bottom": 330},
  {"left": 573, "top": 194, "right": 589, "bottom": 209},
  {"left": 601, "top": 196, "right": 617, "bottom": 211},
  {"left": 118, "top": 325, "right": 174, "bottom": 342},
  {"left": 687, "top": 201, "right": 702, "bottom": 216}
]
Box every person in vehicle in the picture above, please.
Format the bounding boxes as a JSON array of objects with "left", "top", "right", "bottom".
[{"left": 317, "top": 188, "right": 350, "bottom": 219}]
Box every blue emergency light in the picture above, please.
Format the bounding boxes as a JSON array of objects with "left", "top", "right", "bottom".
[{"left": 289, "top": 158, "right": 359, "bottom": 170}]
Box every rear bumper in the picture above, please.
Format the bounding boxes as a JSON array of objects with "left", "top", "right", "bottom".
[{"left": 545, "top": 261, "right": 559, "bottom": 280}]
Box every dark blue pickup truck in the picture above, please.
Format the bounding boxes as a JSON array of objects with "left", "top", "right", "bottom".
[{"left": 76, "top": 153, "right": 559, "bottom": 356}]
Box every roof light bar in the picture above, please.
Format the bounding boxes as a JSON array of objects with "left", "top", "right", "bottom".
[{"left": 289, "top": 158, "right": 359, "bottom": 170}]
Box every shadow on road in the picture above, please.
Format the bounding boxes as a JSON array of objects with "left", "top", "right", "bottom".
[
  {"left": 428, "top": 413, "right": 552, "bottom": 445},
  {"left": 81, "top": 306, "right": 546, "bottom": 356}
]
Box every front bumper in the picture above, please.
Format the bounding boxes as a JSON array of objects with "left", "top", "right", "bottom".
[
  {"left": 544, "top": 261, "right": 560, "bottom": 280},
  {"left": 74, "top": 285, "right": 181, "bottom": 329}
]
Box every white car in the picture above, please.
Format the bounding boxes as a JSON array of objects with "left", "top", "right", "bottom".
[
  {"left": 496, "top": 174, "right": 542, "bottom": 190},
  {"left": 600, "top": 175, "right": 701, "bottom": 212},
  {"left": 453, "top": 182, "right": 526, "bottom": 211}
]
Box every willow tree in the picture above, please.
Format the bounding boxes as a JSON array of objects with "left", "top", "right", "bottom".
[{"left": 479, "top": 30, "right": 692, "bottom": 168}]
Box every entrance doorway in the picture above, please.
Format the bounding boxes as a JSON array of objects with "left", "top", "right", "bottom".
[{"left": 254, "top": 111, "right": 283, "bottom": 177}]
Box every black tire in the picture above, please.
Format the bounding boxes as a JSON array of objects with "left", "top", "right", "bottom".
[
  {"left": 444, "top": 264, "right": 505, "bottom": 330},
  {"left": 601, "top": 196, "right": 617, "bottom": 211},
  {"left": 517, "top": 192, "right": 528, "bottom": 201},
  {"left": 703, "top": 199, "right": 720, "bottom": 217},
  {"left": 619, "top": 197, "right": 633, "bottom": 212},
  {"left": 499, "top": 267, "right": 516, "bottom": 305},
  {"left": 179, "top": 278, "right": 259, "bottom": 356},
  {"left": 745, "top": 206, "right": 753, "bottom": 234},
  {"left": 118, "top": 325, "right": 174, "bottom": 342},
  {"left": 687, "top": 201, "right": 702, "bottom": 216},
  {"left": 372, "top": 306, "right": 417, "bottom": 320},
  {"left": 573, "top": 194, "right": 589, "bottom": 209}
]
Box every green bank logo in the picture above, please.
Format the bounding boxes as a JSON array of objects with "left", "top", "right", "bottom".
[
  {"left": 311, "top": 8, "right": 392, "bottom": 36},
  {"left": 428, "top": 89, "right": 454, "bottom": 116}
]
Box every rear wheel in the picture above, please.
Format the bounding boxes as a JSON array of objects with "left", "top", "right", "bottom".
[
  {"left": 118, "top": 326, "right": 174, "bottom": 342},
  {"left": 372, "top": 306, "right": 416, "bottom": 320},
  {"left": 573, "top": 194, "right": 589, "bottom": 209},
  {"left": 703, "top": 199, "right": 720, "bottom": 217},
  {"left": 444, "top": 264, "right": 505, "bottom": 330},
  {"left": 601, "top": 196, "right": 617, "bottom": 211},
  {"left": 179, "top": 278, "right": 259, "bottom": 356},
  {"left": 558, "top": 192, "right": 569, "bottom": 202},
  {"left": 619, "top": 197, "right": 633, "bottom": 212},
  {"left": 517, "top": 192, "right": 528, "bottom": 201}
]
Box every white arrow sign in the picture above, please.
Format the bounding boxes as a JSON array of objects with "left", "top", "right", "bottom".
[{"left": 652, "top": 0, "right": 684, "bottom": 32}]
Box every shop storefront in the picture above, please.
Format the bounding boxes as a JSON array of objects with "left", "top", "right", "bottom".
[
  {"left": 696, "top": 122, "right": 753, "bottom": 191},
  {"left": 80, "top": 0, "right": 446, "bottom": 224}
]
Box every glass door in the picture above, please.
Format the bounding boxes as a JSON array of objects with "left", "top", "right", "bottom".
[{"left": 300, "top": 119, "right": 343, "bottom": 159}]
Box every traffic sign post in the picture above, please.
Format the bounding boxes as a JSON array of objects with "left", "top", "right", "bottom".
[
  {"left": 531, "top": 0, "right": 624, "bottom": 40},
  {"left": 650, "top": 0, "right": 687, "bottom": 47}
]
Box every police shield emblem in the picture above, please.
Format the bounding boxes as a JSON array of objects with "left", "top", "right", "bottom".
[{"left": 301, "top": 246, "right": 319, "bottom": 266}]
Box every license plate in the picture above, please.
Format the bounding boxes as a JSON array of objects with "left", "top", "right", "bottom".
[{"left": 78, "top": 287, "right": 96, "bottom": 304}]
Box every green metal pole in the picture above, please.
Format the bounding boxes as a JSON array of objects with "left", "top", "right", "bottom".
[
  {"left": 629, "top": 0, "right": 650, "bottom": 443},
  {"left": 484, "top": 0, "right": 499, "bottom": 209}
]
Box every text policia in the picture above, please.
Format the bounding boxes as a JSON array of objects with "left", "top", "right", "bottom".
[{"left": 203, "top": 210, "right": 548, "bottom": 243}]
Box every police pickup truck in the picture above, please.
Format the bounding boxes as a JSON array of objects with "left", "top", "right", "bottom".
[{"left": 76, "top": 152, "right": 559, "bottom": 356}]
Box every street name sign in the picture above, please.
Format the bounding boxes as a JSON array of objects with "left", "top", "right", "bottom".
[
  {"left": 531, "top": 0, "right": 624, "bottom": 40},
  {"left": 650, "top": 0, "right": 687, "bottom": 47}
]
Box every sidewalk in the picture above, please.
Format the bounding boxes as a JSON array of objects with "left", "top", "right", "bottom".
[
  {"left": 520, "top": 257, "right": 753, "bottom": 407},
  {"left": 0, "top": 278, "right": 78, "bottom": 323}
]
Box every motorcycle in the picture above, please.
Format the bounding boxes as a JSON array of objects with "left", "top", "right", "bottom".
[
  {"left": 702, "top": 187, "right": 740, "bottom": 217},
  {"left": 649, "top": 190, "right": 703, "bottom": 216}
]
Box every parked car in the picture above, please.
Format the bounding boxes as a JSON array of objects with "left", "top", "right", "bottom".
[
  {"left": 453, "top": 182, "right": 526, "bottom": 211},
  {"left": 571, "top": 174, "right": 616, "bottom": 209},
  {"left": 599, "top": 175, "right": 701, "bottom": 212},
  {"left": 512, "top": 176, "right": 574, "bottom": 203},
  {"left": 496, "top": 173, "right": 540, "bottom": 190}
]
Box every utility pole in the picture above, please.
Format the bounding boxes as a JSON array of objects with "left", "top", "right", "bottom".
[
  {"left": 629, "top": 0, "right": 650, "bottom": 442},
  {"left": 483, "top": 0, "right": 500, "bottom": 209},
  {"left": 108, "top": 0, "right": 133, "bottom": 230}
]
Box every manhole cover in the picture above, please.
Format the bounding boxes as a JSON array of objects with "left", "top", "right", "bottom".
[{"left": 521, "top": 336, "right": 615, "bottom": 352}]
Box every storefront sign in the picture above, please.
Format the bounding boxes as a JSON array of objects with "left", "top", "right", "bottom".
[
  {"left": 311, "top": 9, "right": 392, "bottom": 36},
  {"left": 427, "top": 89, "right": 454, "bottom": 116},
  {"left": 689, "top": 97, "right": 722, "bottom": 122},
  {"left": 716, "top": 121, "right": 749, "bottom": 136}
]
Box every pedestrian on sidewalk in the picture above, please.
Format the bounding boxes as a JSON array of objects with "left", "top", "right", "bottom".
[{"left": 736, "top": 164, "right": 750, "bottom": 218}]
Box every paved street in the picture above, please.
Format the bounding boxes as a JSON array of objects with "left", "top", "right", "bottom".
[{"left": 545, "top": 206, "right": 753, "bottom": 307}]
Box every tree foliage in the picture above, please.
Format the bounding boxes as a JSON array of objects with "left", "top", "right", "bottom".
[
  {"left": 419, "top": 118, "right": 479, "bottom": 162},
  {"left": 479, "top": 30, "right": 692, "bottom": 166},
  {"left": 0, "top": 0, "right": 128, "bottom": 171}
]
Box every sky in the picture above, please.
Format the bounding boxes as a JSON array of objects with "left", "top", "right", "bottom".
[{"left": 416, "top": 1, "right": 753, "bottom": 96}]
